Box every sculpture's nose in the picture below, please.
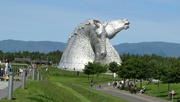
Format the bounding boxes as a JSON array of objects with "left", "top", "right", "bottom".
[{"left": 125, "top": 21, "right": 130, "bottom": 25}]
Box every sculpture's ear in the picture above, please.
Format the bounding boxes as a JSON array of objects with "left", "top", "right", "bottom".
[{"left": 93, "top": 20, "right": 103, "bottom": 37}]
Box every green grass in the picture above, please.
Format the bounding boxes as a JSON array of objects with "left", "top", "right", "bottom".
[
  {"left": 121, "top": 81, "right": 180, "bottom": 101},
  {"left": 0, "top": 66, "right": 128, "bottom": 102},
  {"left": 136, "top": 82, "right": 180, "bottom": 101},
  {"left": 2, "top": 66, "right": 179, "bottom": 102},
  {"left": 1, "top": 81, "right": 81, "bottom": 102}
]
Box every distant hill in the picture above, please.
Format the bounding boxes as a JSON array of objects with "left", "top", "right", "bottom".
[
  {"left": 114, "top": 42, "right": 180, "bottom": 57},
  {"left": 0, "top": 39, "right": 65, "bottom": 53},
  {"left": 0, "top": 40, "right": 180, "bottom": 57}
]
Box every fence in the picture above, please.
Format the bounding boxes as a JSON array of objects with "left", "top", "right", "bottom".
[{"left": 10, "top": 64, "right": 29, "bottom": 75}]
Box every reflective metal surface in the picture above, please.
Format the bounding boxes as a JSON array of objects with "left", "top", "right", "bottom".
[{"left": 58, "top": 19, "right": 130, "bottom": 71}]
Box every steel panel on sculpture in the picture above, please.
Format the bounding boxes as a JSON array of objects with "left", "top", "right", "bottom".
[{"left": 58, "top": 19, "right": 130, "bottom": 71}]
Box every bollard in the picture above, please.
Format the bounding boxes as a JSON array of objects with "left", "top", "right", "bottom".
[
  {"left": 32, "top": 68, "right": 35, "bottom": 81},
  {"left": 45, "top": 77, "right": 48, "bottom": 82},
  {"left": 41, "top": 76, "right": 43, "bottom": 81},
  {"left": 37, "top": 71, "right": 40, "bottom": 81},
  {"left": 8, "top": 72, "right": 13, "bottom": 100},
  {"left": 22, "top": 69, "right": 26, "bottom": 89}
]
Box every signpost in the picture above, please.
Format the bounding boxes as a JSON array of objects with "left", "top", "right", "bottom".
[{"left": 171, "top": 90, "right": 175, "bottom": 102}]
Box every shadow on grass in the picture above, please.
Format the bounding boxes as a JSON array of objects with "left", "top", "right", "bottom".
[
  {"left": 12, "top": 98, "right": 16, "bottom": 100},
  {"left": 38, "top": 94, "right": 55, "bottom": 101},
  {"left": 158, "top": 91, "right": 168, "bottom": 93},
  {"left": 27, "top": 97, "right": 44, "bottom": 102},
  {"left": 157, "top": 94, "right": 168, "bottom": 97}
]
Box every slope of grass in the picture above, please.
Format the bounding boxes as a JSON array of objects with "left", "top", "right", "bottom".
[
  {"left": 0, "top": 66, "right": 128, "bottom": 102},
  {"left": 44, "top": 67, "right": 128, "bottom": 102},
  {"left": 1, "top": 81, "right": 82, "bottom": 102}
]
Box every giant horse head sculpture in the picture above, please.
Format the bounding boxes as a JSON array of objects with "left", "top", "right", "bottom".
[
  {"left": 90, "top": 20, "right": 107, "bottom": 62},
  {"left": 58, "top": 19, "right": 130, "bottom": 71}
]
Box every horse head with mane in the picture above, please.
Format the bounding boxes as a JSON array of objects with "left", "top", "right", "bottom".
[{"left": 58, "top": 19, "right": 130, "bottom": 71}]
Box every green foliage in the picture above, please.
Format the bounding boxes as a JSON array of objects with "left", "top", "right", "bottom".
[
  {"left": 108, "top": 61, "right": 120, "bottom": 73},
  {"left": 94, "top": 63, "right": 107, "bottom": 76},
  {"left": 84, "top": 62, "right": 107, "bottom": 75},
  {"left": 120, "top": 53, "right": 180, "bottom": 84},
  {"left": 161, "top": 61, "right": 180, "bottom": 84},
  {"left": 117, "top": 59, "right": 148, "bottom": 80},
  {"left": 84, "top": 62, "right": 96, "bottom": 75},
  {"left": 83, "top": 62, "right": 107, "bottom": 80},
  {"left": 0, "top": 50, "right": 62, "bottom": 63}
]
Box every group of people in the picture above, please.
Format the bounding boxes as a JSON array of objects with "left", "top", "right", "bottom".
[
  {"left": 111, "top": 80, "right": 146, "bottom": 94},
  {"left": 89, "top": 79, "right": 146, "bottom": 95},
  {"left": 89, "top": 80, "right": 102, "bottom": 88},
  {"left": 0, "top": 59, "right": 31, "bottom": 80},
  {"left": 129, "top": 83, "right": 137, "bottom": 94},
  {"left": 0, "top": 59, "right": 12, "bottom": 77},
  {"left": 112, "top": 80, "right": 125, "bottom": 89},
  {"left": 129, "top": 83, "right": 146, "bottom": 94},
  {"left": 17, "top": 68, "right": 30, "bottom": 77}
]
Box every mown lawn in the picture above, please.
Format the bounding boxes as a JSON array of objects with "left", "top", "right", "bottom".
[
  {"left": 0, "top": 66, "right": 128, "bottom": 102},
  {"left": 136, "top": 82, "right": 180, "bottom": 101},
  {"left": 1, "top": 66, "right": 180, "bottom": 102}
]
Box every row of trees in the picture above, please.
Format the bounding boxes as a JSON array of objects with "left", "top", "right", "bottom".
[
  {"left": 120, "top": 53, "right": 180, "bottom": 84},
  {"left": 1, "top": 49, "right": 180, "bottom": 88},
  {"left": 83, "top": 53, "right": 180, "bottom": 90},
  {"left": 0, "top": 50, "right": 63, "bottom": 64}
]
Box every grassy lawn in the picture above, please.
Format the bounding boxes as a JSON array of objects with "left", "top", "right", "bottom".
[
  {"left": 1, "top": 66, "right": 180, "bottom": 102},
  {"left": 0, "top": 66, "right": 128, "bottom": 102},
  {"left": 136, "top": 82, "right": 180, "bottom": 101}
]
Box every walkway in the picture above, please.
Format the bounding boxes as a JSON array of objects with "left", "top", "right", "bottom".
[
  {"left": 92, "top": 84, "right": 170, "bottom": 102},
  {"left": 0, "top": 73, "right": 31, "bottom": 100}
]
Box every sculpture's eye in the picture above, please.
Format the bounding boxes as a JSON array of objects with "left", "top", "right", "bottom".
[
  {"left": 95, "top": 28, "right": 102, "bottom": 38},
  {"left": 97, "top": 32, "right": 102, "bottom": 38}
]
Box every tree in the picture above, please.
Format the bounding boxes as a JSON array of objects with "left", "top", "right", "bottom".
[
  {"left": 153, "top": 66, "right": 165, "bottom": 88},
  {"left": 108, "top": 61, "right": 120, "bottom": 78},
  {"left": 117, "top": 59, "right": 148, "bottom": 88},
  {"left": 109, "top": 61, "right": 120, "bottom": 73},
  {"left": 83, "top": 62, "right": 97, "bottom": 80},
  {"left": 117, "top": 62, "right": 131, "bottom": 85},
  {"left": 83, "top": 62, "right": 107, "bottom": 80},
  {"left": 161, "top": 61, "right": 180, "bottom": 91},
  {"left": 95, "top": 63, "right": 107, "bottom": 77}
]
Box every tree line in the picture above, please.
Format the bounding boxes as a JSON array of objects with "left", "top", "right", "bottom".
[
  {"left": 1, "top": 49, "right": 180, "bottom": 87},
  {"left": 0, "top": 50, "right": 63, "bottom": 64},
  {"left": 83, "top": 53, "right": 180, "bottom": 90}
]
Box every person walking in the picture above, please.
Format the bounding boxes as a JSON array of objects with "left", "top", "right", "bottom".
[
  {"left": 90, "top": 80, "right": 93, "bottom": 87},
  {"left": 46, "top": 68, "right": 48, "bottom": 73},
  {"left": 98, "top": 82, "right": 102, "bottom": 88}
]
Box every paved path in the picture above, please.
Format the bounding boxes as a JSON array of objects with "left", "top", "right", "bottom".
[
  {"left": 0, "top": 73, "right": 31, "bottom": 100},
  {"left": 0, "top": 81, "right": 21, "bottom": 99},
  {"left": 92, "top": 84, "right": 170, "bottom": 102}
]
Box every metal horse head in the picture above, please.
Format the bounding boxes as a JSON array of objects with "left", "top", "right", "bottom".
[
  {"left": 58, "top": 18, "right": 130, "bottom": 71},
  {"left": 89, "top": 20, "right": 107, "bottom": 62}
]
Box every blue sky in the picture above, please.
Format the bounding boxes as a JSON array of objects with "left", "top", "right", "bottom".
[{"left": 0, "top": 0, "right": 180, "bottom": 45}]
